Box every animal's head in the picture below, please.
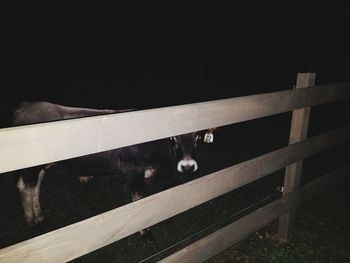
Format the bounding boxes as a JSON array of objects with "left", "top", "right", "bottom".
[{"left": 169, "top": 128, "right": 216, "bottom": 174}]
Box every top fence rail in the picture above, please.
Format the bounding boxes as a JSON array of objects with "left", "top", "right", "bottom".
[{"left": 1, "top": 82, "right": 349, "bottom": 173}]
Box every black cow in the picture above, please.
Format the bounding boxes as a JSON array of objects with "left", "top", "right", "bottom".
[{"left": 12, "top": 102, "right": 215, "bottom": 233}]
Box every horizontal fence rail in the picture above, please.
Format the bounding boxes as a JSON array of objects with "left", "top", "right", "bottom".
[
  {"left": 1, "top": 124, "right": 349, "bottom": 263},
  {"left": 160, "top": 162, "right": 350, "bottom": 263},
  {"left": 1, "top": 82, "right": 350, "bottom": 173}
]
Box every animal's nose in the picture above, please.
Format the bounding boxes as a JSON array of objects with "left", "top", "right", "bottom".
[
  {"left": 177, "top": 159, "right": 198, "bottom": 173},
  {"left": 181, "top": 164, "right": 195, "bottom": 173}
]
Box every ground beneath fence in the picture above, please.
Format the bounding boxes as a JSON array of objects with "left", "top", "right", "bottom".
[{"left": 208, "top": 181, "right": 350, "bottom": 263}]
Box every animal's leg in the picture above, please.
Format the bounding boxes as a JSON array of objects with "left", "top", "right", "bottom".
[
  {"left": 127, "top": 170, "right": 155, "bottom": 242},
  {"left": 128, "top": 170, "right": 146, "bottom": 202},
  {"left": 32, "top": 168, "right": 45, "bottom": 224},
  {"left": 17, "top": 176, "right": 35, "bottom": 226},
  {"left": 129, "top": 166, "right": 157, "bottom": 199},
  {"left": 17, "top": 166, "right": 49, "bottom": 226}
]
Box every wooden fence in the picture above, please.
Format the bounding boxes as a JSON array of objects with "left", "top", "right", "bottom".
[{"left": 0, "top": 73, "right": 349, "bottom": 262}]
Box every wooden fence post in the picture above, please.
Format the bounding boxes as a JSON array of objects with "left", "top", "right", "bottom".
[{"left": 277, "top": 72, "right": 316, "bottom": 241}]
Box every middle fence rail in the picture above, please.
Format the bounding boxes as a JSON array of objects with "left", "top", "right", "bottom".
[{"left": 0, "top": 80, "right": 349, "bottom": 262}]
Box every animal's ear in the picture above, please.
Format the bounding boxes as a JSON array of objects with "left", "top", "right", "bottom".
[
  {"left": 203, "top": 127, "right": 217, "bottom": 143},
  {"left": 208, "top": 128, "right": 217, "bottom": 133}
]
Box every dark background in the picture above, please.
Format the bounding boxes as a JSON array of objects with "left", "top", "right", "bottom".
[
  {"left": 2, "top": 3, "right": 350, "bottom": 127},
  {"left": 1, "top": 4, "right": 350, "bottom": 260}
]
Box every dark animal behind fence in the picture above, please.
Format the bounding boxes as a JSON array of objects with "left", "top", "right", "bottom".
[{"left": 12, "top": 102, "right": 215, "bottom": 239}]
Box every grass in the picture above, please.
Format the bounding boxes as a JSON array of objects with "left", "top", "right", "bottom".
[{"left": 208, "top": 182, "right": 350, "bottom": 263}]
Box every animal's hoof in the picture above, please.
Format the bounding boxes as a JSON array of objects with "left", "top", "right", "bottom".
[
  {"left": 39, "top": 218, "right": 51, "bottom": 228},
  {"left": 31, "top": 217, "right": 51, "bottom": 233},
  {"left": 141, "top": 229, "right": 155, "bottom": 243},
  {"left": 26, "top": 220, "right": 38, "bottom": 228}
]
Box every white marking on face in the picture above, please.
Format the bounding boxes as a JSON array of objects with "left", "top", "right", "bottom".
[{"left": 177, "top": 158, "right": 198, "bottom": 173}]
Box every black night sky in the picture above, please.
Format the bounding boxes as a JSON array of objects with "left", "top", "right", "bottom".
[{"left": 2, "top": 3, "right": 350, "bottom": 127}]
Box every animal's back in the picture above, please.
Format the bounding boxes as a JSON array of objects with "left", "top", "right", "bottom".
[
  {"left": 12, "top": 101, "right": 118, "bottom": 126},
  {"left": 13, "top": 102, "right": 64, "bottom": 125}
]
